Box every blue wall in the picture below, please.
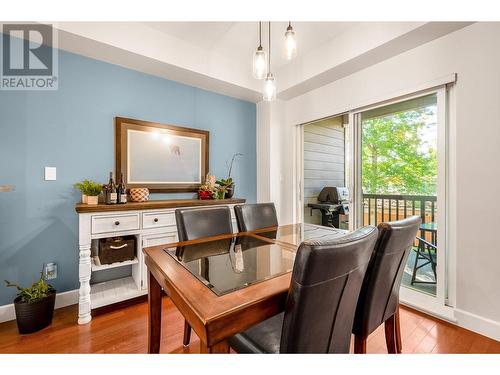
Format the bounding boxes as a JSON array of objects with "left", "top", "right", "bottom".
[{"left": 0, "top": 49, "right": 256, "bottom": 306}]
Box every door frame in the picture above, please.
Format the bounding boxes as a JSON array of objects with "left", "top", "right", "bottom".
[
  {"left": 294, "top": 114, "right": 349, "bottom": 226},
  {"left": 295, "top": 124, "right": 304, "bottom": 224},
  {"left": 349, "top": 86, "right": 456, "bottom": 321}
]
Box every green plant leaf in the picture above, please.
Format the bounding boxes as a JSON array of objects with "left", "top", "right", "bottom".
[{"left": 4, "top": 274, "right": 53, "bottom": 303}]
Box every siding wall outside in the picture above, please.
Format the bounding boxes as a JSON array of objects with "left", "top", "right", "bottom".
[{"left": 303, "top": 117, "right": 345, "bottom": 224}]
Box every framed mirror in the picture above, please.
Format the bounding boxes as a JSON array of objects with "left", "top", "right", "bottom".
[{"left": 115, "top": 117, "right": 209, "bottom": 193}]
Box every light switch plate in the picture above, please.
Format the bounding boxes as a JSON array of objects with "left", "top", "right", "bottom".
[{"left": 44, "top": 167, "right": 57, "bottom": 181}]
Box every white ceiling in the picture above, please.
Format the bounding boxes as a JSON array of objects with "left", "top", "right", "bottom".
[
  {"left": 142, "top": 22, "right": 359, "bottom": 70},
  {"left": 52, "top": 22, "right": 473, "bottom": 102}
]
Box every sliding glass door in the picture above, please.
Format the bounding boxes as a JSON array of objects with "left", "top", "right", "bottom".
[{"left": 350, "top": 88, "right": 452, "bottom": 318}]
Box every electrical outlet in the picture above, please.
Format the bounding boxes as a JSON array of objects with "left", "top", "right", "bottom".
[{"left": 44, "top": 262, "right": 57, "bottom": 280}]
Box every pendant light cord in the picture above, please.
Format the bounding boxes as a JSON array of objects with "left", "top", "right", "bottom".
[
  {"left": 259, "top": 22, "right": 262, "bottom": 48},
  {"left": 268, "top": 21, "right": 271, "bottom": 72}
]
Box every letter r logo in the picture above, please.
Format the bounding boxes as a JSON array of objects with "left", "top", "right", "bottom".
[{"left": 2, "top": 24, "right": 53, "bottom": 76}]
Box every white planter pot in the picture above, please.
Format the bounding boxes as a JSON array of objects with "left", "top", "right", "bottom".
[
  {"left": 81, "top": 194, "right": 88, "bottom": 204},
  {"left": 87, "top": 195, "right": 98, "bottom": 205}
]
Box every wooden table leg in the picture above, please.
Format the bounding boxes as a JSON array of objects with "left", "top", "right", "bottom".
[
  {"left": 148, "top": 271, "right": 162, "bottom": 354},
  {"left": 200, "top": 340, "right": 230, "bottom": 354}
]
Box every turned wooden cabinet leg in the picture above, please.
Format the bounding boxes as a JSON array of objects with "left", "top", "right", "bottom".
[
  {"left": 183, "top": 321, "right": 192, "bottom": 346},
  {"left": 395, "top": 306, "right": 402, "bottom": 353},
  {"left": 78, "top": 242, "right": 92, "bottom": 324},
  {"left": 384, "top": 314, "right": 397, "bottom": 354},
  {"left": 148, "top": 271, "right": 162, "bottom": 354},
  {"left": 354, "top": 335, "right": 367, "bottom": 354},
  {"left": 200, "top": 340, "right": 230, "bottom": 354}
]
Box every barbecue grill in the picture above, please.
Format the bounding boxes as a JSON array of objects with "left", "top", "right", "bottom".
[{"left": 307, "top": 187, "right": 349, "bottom": 228}]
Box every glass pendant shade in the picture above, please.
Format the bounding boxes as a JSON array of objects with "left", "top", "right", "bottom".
[
  {"left": 263, "top": 73, "right": 276, "bottom": 101},
  {"left": 253, "top": 46, "right": 267, "bottom": 79},
  {"left": 284, "top": 25, "right": 297, "bottom": 60}
]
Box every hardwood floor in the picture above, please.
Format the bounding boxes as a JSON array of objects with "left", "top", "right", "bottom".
[{"left": 0, "top": 298, "right": 498, "bottom": 354}]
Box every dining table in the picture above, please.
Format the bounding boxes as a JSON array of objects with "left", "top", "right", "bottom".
[{"left": 143, "top": 223, "right": 348, "bottom": 354}]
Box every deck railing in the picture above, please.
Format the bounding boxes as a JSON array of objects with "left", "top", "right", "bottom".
[
  {"left": 362, "top": 193, "right": 437, "bottom": 227},
  {"left": 362, "top": 193, "right": 438, "bottom": 285}
]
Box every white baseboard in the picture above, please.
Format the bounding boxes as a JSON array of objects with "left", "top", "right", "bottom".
[
  {"left": 454, "top": 308, "right": 500, "bottom": 342},
  {"left": 0, "top": 289, "right": 79, "bottom": 324}
]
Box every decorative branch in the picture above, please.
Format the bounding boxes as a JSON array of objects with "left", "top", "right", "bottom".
[{"left": 227, "top": 153, "right": 243, "bottom": 179}]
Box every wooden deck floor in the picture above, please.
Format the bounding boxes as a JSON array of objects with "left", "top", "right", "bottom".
[{"left": 0, "top": 298, "right": 499, "bottom": 354}]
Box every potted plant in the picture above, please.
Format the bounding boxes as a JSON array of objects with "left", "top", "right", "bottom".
[
  {"left": 223, "top": 153, "right": 243, "bottom": 199},
  {"left": 216, "top": 177, "right": 232, "bottom": 199},
  {"left": 4, "top": 274, "right": 56, "bottom": 334},
  {"left": 74, "top": 180, "right": 102, "bottom": 205},
  {"left": 74, "top": 179, "right": 92, "bottom": 203}
]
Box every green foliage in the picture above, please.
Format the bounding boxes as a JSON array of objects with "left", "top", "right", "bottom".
[
  {"left": 216, "top": 177, "right": 233, "bottom": 187},
  {"left": 199, "top": 174, "right": 228, "bottom": 199},
  {"left": 4, "top": 274, "right": 54, "bottom": 303},
  {"left": 362, "top": 108, "right": 437, "bottom": 195},
  {"left": 212, "top": 187, "right": 227, "bottom": 200},
  {"left": 74, "top": 179, "right": 103, "bottom": 196}
]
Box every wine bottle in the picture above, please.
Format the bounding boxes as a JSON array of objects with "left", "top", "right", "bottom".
[
  {"left": 105, "top": 172, "right": 117, "bottom": 205},
  {"left": 118, "top": 173, "right": 127, "bottom": 204}
]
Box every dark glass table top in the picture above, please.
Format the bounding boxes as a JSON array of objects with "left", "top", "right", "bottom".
[
  {"left": 164, "top": 235, "right": 297, "bottom": 296},
  {"left": 163, "top": 224, "right": 349, "bottom": 296}
]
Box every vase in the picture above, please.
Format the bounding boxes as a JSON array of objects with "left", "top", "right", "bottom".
[
  {"left": 225, "top": 183, "right": 235, "bottom": 199},
  {"left": 14, "top": 290, "right": 56, "bottom": 334},
  {"left": 81, "top": 194, "right": 87, "bottom": 204},
  {"left": 87, "top": 195, "right": 99, "bottom": 205}
]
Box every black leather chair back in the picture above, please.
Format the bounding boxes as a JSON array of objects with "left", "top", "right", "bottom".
[
  {"left": 353, "top": 216, "right": 421, "bottom": 338},
  {"left": 280, "top": 225, "right": 378, "bottom": 353},
  {"left": 234, "top": 203, "right": 278, "bottom": 232},
  {"left": 175, "top": 206, "right": 233, "bottom": 242}
]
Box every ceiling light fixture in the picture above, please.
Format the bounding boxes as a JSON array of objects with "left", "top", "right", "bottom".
[
  {"left": 263, "top": 22, "right": 276, "bottom": 101},
  {"left": 252, "top": 22, "right": 267, "bottom": 80},
  {"left": 284, "top": 21, "right": 297, "bottom": 60}
]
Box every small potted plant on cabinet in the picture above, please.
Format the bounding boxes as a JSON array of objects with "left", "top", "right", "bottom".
[
  {"left": 215, "top": 177, "right": 232, "bottom": 199},
  {"left": 4, "top": 274, "right": 56, "bottom": 334},
  {"left": 74, "top": 179, "right": 103, "bottom": 205}
]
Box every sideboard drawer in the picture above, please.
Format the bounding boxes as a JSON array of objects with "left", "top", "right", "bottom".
[
  {"left": 91, "top": 213, "right": 140, "bottom": 234},
  {"left": 143, "top": 232, "right": 178, "bottom": 248},
  {"left": 142, "top": 211, "right": 176, "bottom": 229}
]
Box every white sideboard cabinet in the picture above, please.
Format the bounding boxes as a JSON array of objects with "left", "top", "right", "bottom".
[{"left": 75, "top": 198, "right": 245, "bottom": 324}]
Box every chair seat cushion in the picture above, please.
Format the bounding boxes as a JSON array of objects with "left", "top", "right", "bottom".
[{"left": 228, "top": 313, "right": 284, "bottom": 354}]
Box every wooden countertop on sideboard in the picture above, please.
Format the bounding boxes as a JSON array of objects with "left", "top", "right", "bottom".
[{"left": 75, "top": 198, "right": 246, "bottom": 213}]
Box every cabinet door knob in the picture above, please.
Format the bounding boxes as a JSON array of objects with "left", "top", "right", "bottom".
[
  {"left": 154, "top": 218, "right": 159, "bottom": 223},
  {"left": 114, "top": 221, "right": 120, "bottom": 226}
]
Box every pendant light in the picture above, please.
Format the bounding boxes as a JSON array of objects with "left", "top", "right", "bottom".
[
  {"left": 252, "top": 22, "right": 267, "bottom": 80},
  {"left": 284, "top": 21, "right": 297, "bottom": 60},
  {"left": 263, "top": 22, "right": 276, "bottom": 101}
]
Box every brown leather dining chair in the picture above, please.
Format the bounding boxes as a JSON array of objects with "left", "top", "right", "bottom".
[
  {"left": 174, "top": 206, "right": 234, "bottom": 346},
  {"left": 352, "top": 216, "right": 421, "bottom": 354},
  {"left": 228, "top": 225, "right": 378, "bottom": 353},
  {"left": 234, "top": 203, "right": 278, "bottom": 232}
]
